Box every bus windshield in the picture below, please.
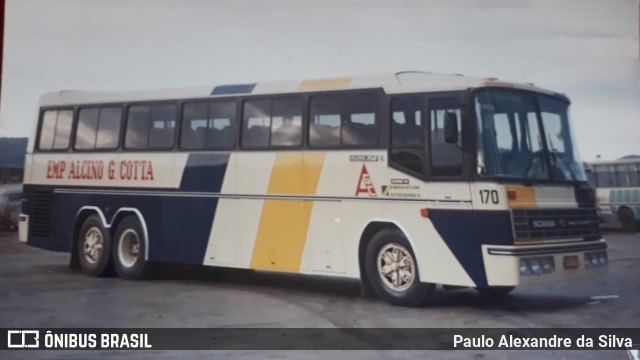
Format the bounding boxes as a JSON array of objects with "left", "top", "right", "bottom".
[{"left": 475, "top": 89, "right": 587, "bottom": 183}]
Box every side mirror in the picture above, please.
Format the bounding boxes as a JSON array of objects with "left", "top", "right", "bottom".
[{"left": 444, "top": 112, "right": 458, "bottom": 143}]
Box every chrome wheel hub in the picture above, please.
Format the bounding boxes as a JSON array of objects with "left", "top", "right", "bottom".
[
  {"left": 83, "top": 227, "right": 104, "bottom": 264},
  {"left": 377, "top": 243, "right": 415, "bottom": 291}
]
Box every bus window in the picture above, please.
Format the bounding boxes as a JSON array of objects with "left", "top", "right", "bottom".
[
  {"left": 148, "top": 104, "right": 176, "bottom": 149},
  {"left": 608, "top": 165, "right": 619, "bottom": 187},
  {"left": 181, "top": 102, "right": 235, "bottom": 150},
  {"left": 630, "top": 163, "right": 640, "bottom": 187},
  {"left": 206, "top": 102, "right": 236, "bottom": 149},
  {"left": 125, "top": 106, "right": 152, "bottom": 150},
  {"left": 75, "top": 107, "right": 122, "bottom": 150},
  {"left": 271, "top": 99, "right": 302, "bottom": 147},
  {"left": 241, "top": 98, "right": 302, "bottom": 148},
  {"left": 126, "top": 104, "right": 176, "bottom": 150},
  {"left": 309, "top": 92, "right": 378, "bottom": 148},
  {"left": 541, "top": 111, "right": 565, "bottom": 153},
  {"left": 428, "top": 97, "right": 462, "bottom": 176},
  {"left": 595, "top": 165, "right": 609, "bottom": 187},
  {"left": 75, "top": 108, "right": 99, "bottom": 150},
  {"left": 242, "top": 100, "right": 271, "bottom": 148},
  {"left": 181, "top": 103, "right": 208, "bottom": 149},
  {"left": 95, "top": 107, "right": 122, "bottom": 149},
  {"left": 38, "top": 109, "right": 73, "bottom": 151},
  {"left": 617, "top": 164, "right": 632, "bottom": 187},
  {"left": 390, "top": 96, "right": 423, "bottom": 175}
]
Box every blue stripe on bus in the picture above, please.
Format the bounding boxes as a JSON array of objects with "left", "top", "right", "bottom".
[
  {"left": 427, "top": 210, "right": 514, "bottom": 288},
  {"left": 210, "top": 83, "right": 257, "bottom": 95},
  {"left": 179, "top": 153, "right": 230, "bottom": 192}
]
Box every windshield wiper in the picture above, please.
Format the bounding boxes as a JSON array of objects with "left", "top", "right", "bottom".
[
  {"left": 548, "top": 151, "right": 578, "bottom": 182},
  {"left": 523, "top": 150, "right": 547, "bottom": 181}
]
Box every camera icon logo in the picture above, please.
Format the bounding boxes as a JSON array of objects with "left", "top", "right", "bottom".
[{"left": 7, "top": 330, "right": 40, "bottom": 348}]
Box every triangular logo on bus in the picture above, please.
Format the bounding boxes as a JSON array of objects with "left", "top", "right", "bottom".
[{"left": 355, "top": 164, "right": 377, "bottom": 197}]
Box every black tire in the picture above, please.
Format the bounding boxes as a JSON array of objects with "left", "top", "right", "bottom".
[
  {"left": 77, "top": 214, "right": 113, "bottom": 277},
  {"left": 618, "top": 207, "right": 637, "bottom": 233},
  {"left": 113, "top": 216, "right": 152, "bottom": 280},
  {"left": 364, "top": 228, "right": 434, "bottom": 307},
  {"left": 476, "top": 286, "right": 515, "bottom": 297}
]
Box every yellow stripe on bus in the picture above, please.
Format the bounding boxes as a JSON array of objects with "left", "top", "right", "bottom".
[
  {"left": 250, "top": 152, "right": 325, "bottom": 272},
  {"left": 298, "top": 77, "right": 351, "bottom": 91},
  {"left": 506, "top": 185, "right": 537, "bottom": 208}
]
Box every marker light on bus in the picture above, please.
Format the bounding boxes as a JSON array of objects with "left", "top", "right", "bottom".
[
  {"left": 519, "top": 256, "right": 555, "bottom": 276},
  {"left": 584, "top": 251, "right": 607, "bottom": 269}
]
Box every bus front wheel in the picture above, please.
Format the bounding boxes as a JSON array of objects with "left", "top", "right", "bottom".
[
  {"left": 113, "top": 216, "right": 152, "bottom": 280},
  {"left": 78, "top": 214, "right": 113, "bottom": 277},
  {"left": 364, "top": 228, "right": 434, "bottom": 307}
]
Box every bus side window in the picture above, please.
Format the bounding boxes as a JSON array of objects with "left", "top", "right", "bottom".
[
  {"left": 125, "top": 106, "right": 152, "bottom": 150},
  {"left": 181, "top": 103, "right": 208, "bottom": 149},
  {"left": 75, "top": 108, "right": 100, "bottom": 150},
  {"left": 148, "top": 104, "right": 176, "bottom": 149},
  {"left": 242, "top": 99, "right": 271, "bottom": 148},
  {"left": 594, "top": 165, "right": 609, "bottom": 187},
  {"left": 75, "top": 106, "right": 122, "bottom": 150},
  {"left": 126, "top": 103, "right": 176, "bottom": 150},
  {"left": 271, "top": 98, "right": 302, "bottom": 147},
  {"left": 206, "top": 102, "right": 237, "bottom": 149},
  {"left": 95, "top": 107, "right": 122, "bottom": 149},
  {"left": 390, "top": 96, "right": 423, "bottom": 175},
  {"left": 181, "top": 101, "right": 236, "bottom": 150},
  {"left": 630, "top": 163, "right": 640, "bottom": 187},
  {"left": 241, "top": 98, "right": 302, "bottom": 149},
  {"left": 38, "top": 109, "right": 73, "bottom": 151},
  {"left": 428, "top": 97, "right": 463, "bottom": 177},
  {"left": 309, "top": 92, "right": 378, "bottom": 148}
]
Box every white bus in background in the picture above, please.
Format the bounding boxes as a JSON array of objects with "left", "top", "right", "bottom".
[
  {"left": 19, "top": 71, "right": 607, "bottom": 306},
  {"left": 585, "top": 158, "right": 640, "bottom": 232}
]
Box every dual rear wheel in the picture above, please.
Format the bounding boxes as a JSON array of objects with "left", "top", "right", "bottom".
[{"left": 77, "top": 215, "right": 150, "bottom": 280}]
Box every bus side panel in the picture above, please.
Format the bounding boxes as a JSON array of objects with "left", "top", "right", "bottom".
[{"left": 27, "top": 153, "right": 230, "bottom": 266}]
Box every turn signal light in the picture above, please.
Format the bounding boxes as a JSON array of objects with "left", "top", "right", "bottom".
[{"left": 420, "top": 208, "right": 429, "bottom": 218}]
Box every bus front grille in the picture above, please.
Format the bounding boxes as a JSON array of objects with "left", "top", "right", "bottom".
[
  {"left": 30, "top": 190, "right": 53, "bottom": 238},
  {"left": 511, "top": 208, "right": 600, "bottom": 241}
]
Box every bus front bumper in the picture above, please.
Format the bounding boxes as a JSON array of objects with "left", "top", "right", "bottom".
[{"left": 482, "top": 239, "right": 608, "bottom": 286}]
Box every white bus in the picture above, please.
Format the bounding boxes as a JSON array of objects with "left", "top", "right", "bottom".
[
  {"left": 19, "top": 72, "right": 607, "bottom": 306},
  {"left": 585, "top": 158, "right": 640, "bottom": 232}
]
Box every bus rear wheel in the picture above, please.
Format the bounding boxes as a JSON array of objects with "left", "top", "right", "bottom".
[
  {"left": 364, "top": 228, "right": 434, "bottom": 307},
  {"left": 113, "top": 216, "right": 152, "bottom": 280},
  {"left": 618, "top": 207, "right": 637, "bottom": 233},
  {"left": 78, "top": 214, "right": 113, "bottom": 277}
]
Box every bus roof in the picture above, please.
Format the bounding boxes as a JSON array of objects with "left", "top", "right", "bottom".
[
  {"left": 39, "top": 71, "right": 563, "bottom": 106},
  {"left": 585, "top": 158, "right": 640, "bottom": 166}
]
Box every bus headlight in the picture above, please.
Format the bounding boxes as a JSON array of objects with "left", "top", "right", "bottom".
[
  {"left": 585, "top": 251, "right": 607, "bottom": 269},
  {"left": 519, "top": 256, "right": 555, "bottom": 276}
]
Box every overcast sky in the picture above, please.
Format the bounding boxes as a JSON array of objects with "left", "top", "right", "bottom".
[{"left": 1, "top": 0, "right": 638, "bottom": 160}]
